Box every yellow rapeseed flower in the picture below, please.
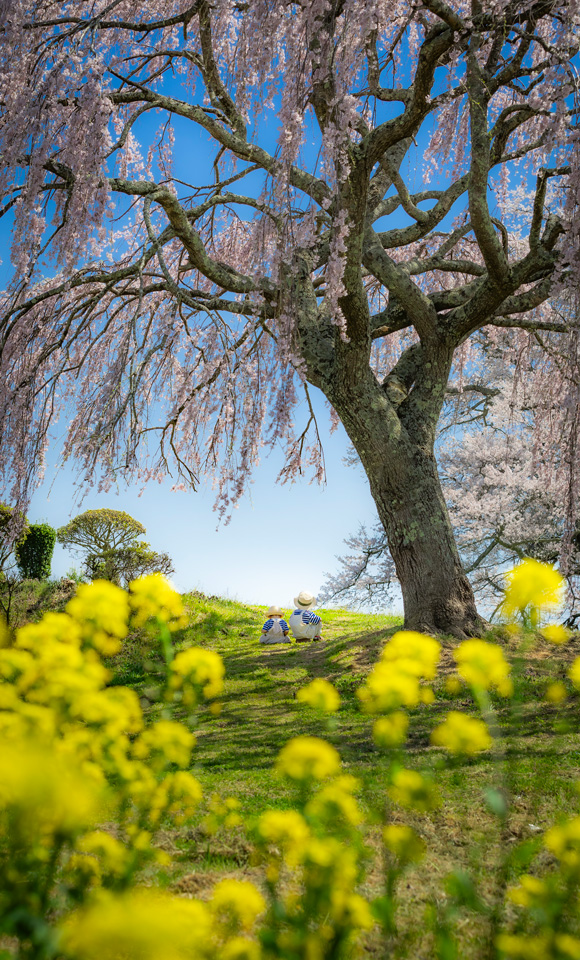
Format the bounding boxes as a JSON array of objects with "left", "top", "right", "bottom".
[
  {"left": 16, "top": 612, "right": 82, "bottom": 650},
  {"left": 444, "top": 675, "right": 463, "bottom": 696},
  {"left": 61, "top": 890, "right": 213, "bottom": 960},
  {"left": 66, "top": 580, "right": 130, "bottom": 655},
  {"left": 170, "top": 648, "right": 225, "bottom": 704},
  {"left": 221, "top": 938, "right": 262, "bottom": 960},
  {"left": 418, "top": 686, "right": 435, "bottom": 704},
  {"left": 296, "top": 678, "right": 340, "bottom": 713},
  {"left": 129, "top": 574, "right": 187, "bottom": 630},
  {"left": 149, "top": 771, "right": 203, "bottom": 826},
  {"left": 372, "top": 712, "right": 409, "bottom": 748},
  {"left": 0, "top": 613, "right": 9, "bottom": 648},
  {"left": 555, "top": 935, "right": 580, "bottom": 960},
  {"left": 382, "top": 824, "right": 425, "bottom": 863},
  {"left": 306, "top": 776, "right": 363, "bottom": 828},
  {"left": 211, "top": 879, "right": 266, "bottom": 932},
  {"left": 68, "top": 687, "right": 143, "bottom": 736},
  {"left": 503, "top": 559, "right": 565, "bottom": 618},
  {"left": 569, "top": 656, "right": 580, "bottom": 690},
  {"left": 301, "top": 836, "right": 358, "bottom": 891},
  {"left": 133, "top": 720, "right": 195, "bottom": 770},
  {"left": 0, "top": 739, "right": 104, "bottom": 839},
  {"left": 357, "top": 663, "right": 420, "bottom": 713},
  {"left": 545, "top": 682, "right": 567, "bottom": 704},
  {"left": 77, "top": 831, "right": 129, "bottom": 877},
  {"left": 388, "top": 768, "right": 439, "bottom": 812},
  {"left": 275, "top": 736, "right": 341, "bottom": 782},
  {"left": 544, "top": 816, "right": 580, "bottom": 872},
  {"left": 507, "top": 874, "right": 548, "bottom": 908},
  {"left": 454, "top": 639, "right": 512, "bottom": 695},
  {"left": 430, "top": 711, "right": 493, "bottom": 756},
  {"left": 257, "top": 809, "right": 310, "bottom": 855},
  {"left": 496, "top": 934, "right": 551, "bottom": 959},
  {"left": 329, "top": 890, "right": 374, "bottom": 930},
  {"left": 381, "top": 631, "right": 441, "bottom": 680},
  {"left": 541, "top": 624, "right": 569, "bottom": 645}
]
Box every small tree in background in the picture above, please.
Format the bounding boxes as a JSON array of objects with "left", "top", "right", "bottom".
[
  {"left": 58, "top": 509, "right": 174, "bottom": 586},
  {"left": 15, "top": 522, "right": 57, "bottom": 580},
  {"left": 0, "top": 503, "right": 28, "bottom": 574},
  {"left": 0, "top": 503, "right": 29, "bottom": 623},
  {"left": 85, "top": 543, "right": 175, "bottom": 587}
]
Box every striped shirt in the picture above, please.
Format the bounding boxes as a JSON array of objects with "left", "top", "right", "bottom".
[
  {"left": 292, "top": 610, "right": 321, "bottom": 626},
  {"left": 262, "top": 618, "right": 289, "bottom": 633}
]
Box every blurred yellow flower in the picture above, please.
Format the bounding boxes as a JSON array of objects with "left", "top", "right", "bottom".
[
  {"left": 296, "top": 678, "right": 340, "bottom": 713},
  {"left": 129, "top": 574, "right": 187, "bottom": 630},
  {"left": 418, "top": 686, "right": 435, "bottom": 705},
  {"left": 431, "top": 711, "right": 492, "bottom": 756},
  {"left": 170, "top": 647, "right": 225, "bottom": 703},
  {"left": 357, "top": 663, "right": 420, "bottom": 713},
  {"left": 306, "top": 776, "right": 363, "bottom": 828},
  {"left": 151, "top": 771, "right": 203, "bottom": 825},
  {"left": 555, "top": 935, "right": 580, "bottom": 960},
  {"left": 61, "top": 890, "right": 213, "bottom": 960},
  {"left": 507, "top": 874, "right": 548, "bottom": 908},
  {"left": 503, "top": 559, "right": 565, "bottom": 618},
  {"left": 275, "top": 736, "right": 341, "bottom": 782},
  {"left": 388, "top": 768, "right": 439, "bottom": 812},
  {"left": 77, "top": 831, "right": 129, "bottom": 878},
  {"left": 257, "top": 809, "right": 310, "bottom": 855},
  {"left": 133, "top": 720, "right": 195, "bottom": 770},
  {"left": 496, "top": 933, "right": 551, "bottom": 959},
  {"left": 203, "top": 794, "right": 242, "bottom": 834},
  {"left": 545, "top": 681, "right": 567, "bottom": 704},
  {"left": 544, "top": 816, "right": 580, "bottom": 872},
  {"left": 541, "top": 624, "right": 569, "bottom": 645},
  {"left": 211, "top": 879, "right": 266, "bottom": 932},
  {"left": 329, "top": 890, "right": 374, "bottom": 930},
  {"left": 66, "top": 580, "right": 130, "bottom": 655},
  {"left": 0, "top": 612, "right": 9, "bottom": 648},
  {"left": 221, "top": 938, "right": 261, "bottom": 960},
  {"left": 372, "top": 712, "right": 409, "bottom": 748},
  {"left": 569, "top": 656, "right": 580, "bottom": 690},
  {"left": 383, "top": 824, "right": 425, "bottom": 863},
  {"left": 381, "top": 631, "right": 441, "bottom": 680},
  {"left": 17, "top": 612, "right": 82, "bottom": 650},
  {"left": 0, "top": 739, "right": 104, "bottom": 839},
  {"left": 454, "top": 639, "right": 512, "bottom": 694},
  {"left": 444, "top": 675, "right": 463, "bottom": 696}
]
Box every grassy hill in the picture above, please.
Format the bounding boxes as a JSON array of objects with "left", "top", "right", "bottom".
[{"left": 107, "top": 592, "right": 580, "bottom": 957}]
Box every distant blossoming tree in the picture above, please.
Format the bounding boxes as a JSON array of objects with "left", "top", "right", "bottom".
[
  {"left": 0, "top": 0, "right": 579, "bottom": 634},
  {"left": 320, "top": 373, "right": 580, "bottom": 619}
]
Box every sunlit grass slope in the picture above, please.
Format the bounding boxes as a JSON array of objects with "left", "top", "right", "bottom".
[{"left": 110, "top": 592, "right": 580, "bottom": 957}]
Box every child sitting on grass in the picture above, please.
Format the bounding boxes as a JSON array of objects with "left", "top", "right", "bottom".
[
  {"left": 260, "top": 606, "right": 290, "bottom": 644},
  {"left": 289, "top": 591, "right": 323, "bottom": 642}
]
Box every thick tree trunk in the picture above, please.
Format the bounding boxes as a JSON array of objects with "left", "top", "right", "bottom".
[
  {"left": 327, "top": 369, "right": 485, "bottom": 638},
  {"left": 368, "top": 446, "right": 484, "bottom": 637}
]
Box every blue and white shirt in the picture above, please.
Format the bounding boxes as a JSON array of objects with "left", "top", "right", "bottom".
[
  {"left": 289, "top": 609, "right": 321, "bottom": 639},
  {"left": 262, "top": 617, "right": 289, "bottom": 633}
]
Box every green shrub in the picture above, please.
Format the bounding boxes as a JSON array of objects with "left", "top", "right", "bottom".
[{"left": 15, "top": 522, "right": 57, "bottom": 580}]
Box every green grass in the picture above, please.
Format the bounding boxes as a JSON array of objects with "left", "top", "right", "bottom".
[{"left": 108, "top": 593, "right": 580, "bottom": 957}]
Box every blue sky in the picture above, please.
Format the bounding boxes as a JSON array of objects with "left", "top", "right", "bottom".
[{"left": 27, "top": 403, "right": 388, "bottom": 611}]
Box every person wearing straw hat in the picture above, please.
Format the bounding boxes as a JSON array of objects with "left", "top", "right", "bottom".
[
  {"left": 289, "top": 591, "right": 323, "bottom": 643},
  {"left": 260, "top": 606, "right": 290, "bottom": 645}
]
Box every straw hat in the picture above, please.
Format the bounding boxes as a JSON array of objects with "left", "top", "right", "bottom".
[
  {"left": 267, "top": 605, "right": 283, "bottom": 617},
  {"left": 293, "top": 591, "right": 316, "bottom": 610}
]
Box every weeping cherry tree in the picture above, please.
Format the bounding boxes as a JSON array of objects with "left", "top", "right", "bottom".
[{"left": 1, "top": 0, "right": 579, "bottom": 634}]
